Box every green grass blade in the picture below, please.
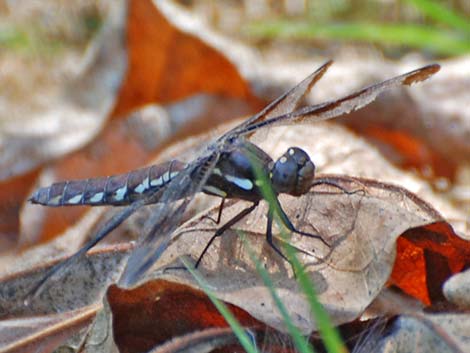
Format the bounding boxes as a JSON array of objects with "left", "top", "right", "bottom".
[
  {"left": 282, "top": 240, "right": 346, "bottom": 353},
  {"left": 247, "top": 151, "right": 347, "bottom": 353},
  {"left": 405, "top": 0, "right": 470, "bottom": 32},
  {"left": 240, "top": 233, "right": 315, "bottom": 353},
  {"left": 181, "top": 256, "right": 259, "bottom": 353},
  {"left": 245, "top": 21, "right": 470, "bottom": 56}
]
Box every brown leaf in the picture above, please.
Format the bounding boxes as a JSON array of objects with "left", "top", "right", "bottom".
[
  {"left": 146, "top": 174, "right": 459, "bottom": 334},
  {"left": 0, "top": 0, "right": 126, "bottom": 182},
  {"left": 0, "top": 244, "right": 131, "bottom": 319},
  {"left": 376, "top": 313, "right": 469, "bottom": 352},
  {"left": 80, "top": 298, "right": 119, "bottom": 353},
  {"left": 110, "top": 0, "right": 257, "bottom": 119},
  {"left": 337, "top": 59, "right": 470, "bottom": 180},
  {"left": 0, "top": 304, "right": 99, "bottom": 353},
  {"left": 146, "top": 327, "right": 246, "bottom": 353},
  {"left": 362, "top": 126, "right": 456, "bottom": 180},
  {"left": 18, "top": 0, "right": 261, "bottom": 247},
  {"left": 107, "top": 280, "right": 264, "bottom": 353},
  {"left": 391, "top": 222, "right": 470, "bottom": 305},
  {"left": 3, "top": 2, "right": 127, "bottom": 247},
  {"left": 0, "top": 168, "right": 40, "bottom": 252}
]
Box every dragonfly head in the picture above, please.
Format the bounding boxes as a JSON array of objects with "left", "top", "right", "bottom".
[{"left": 270, "top": 147, "right": 315, "bottom": 196}]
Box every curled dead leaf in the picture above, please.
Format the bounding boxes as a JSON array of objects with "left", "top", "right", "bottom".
[
  {"left": 149, "top": 175, "right": 466, "bottom": 334},
  {"left": 107, "top": 280, "right": 264, "bottom": 353}
]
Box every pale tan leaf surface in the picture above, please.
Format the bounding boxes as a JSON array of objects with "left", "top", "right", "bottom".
[
  {"left": 0, "top": 1, "right": 127, "bottom": 181},
  {"left": 0, "top": 244, "right": 131, "bottom": 319},
  {"left": 443, "top": 269, "right": 470, "bottom": 309},
  {"left": 3, "top": 208, "right": 106, "bottom": 276},
  {"left": 115, "top": 122, "right": 468, "bottom": 335},
  {"left": 376, "top": 314, "right": 470, "bottom": 353},
  {"left": 255, "top": 124, "right": 468, "bottom": 234},
  {"left": 0, "top": 304, "right": 99, "bottom": 353},
  {"left": 80, "top": 298, "right": 119, "bottom": 353},
  {"left": 149, "top": 174, "right": 442, "bottom": 334}
]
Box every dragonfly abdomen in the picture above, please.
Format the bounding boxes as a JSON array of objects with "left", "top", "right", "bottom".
[{"left": 29, "top": 160, "right": 186, "bottom": 207}]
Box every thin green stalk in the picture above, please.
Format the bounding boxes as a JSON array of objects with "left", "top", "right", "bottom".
[
  {"left": 181, "top": 256, "right": 259, "bottom": 353},
  {"left": 405, "top": 0, "right": 470, "bottom": 32},
  {"left": 248, "top": 151, "right": 346, "bottom": 353},
  {"left": 241, "top": 233, "right": 315, "bottom": 353},
  {"left": 281, "top": 236, "right": 346, "bottom": 353},
  {"left": 245, "top": 21, "right": 470, "bottom": 56}
]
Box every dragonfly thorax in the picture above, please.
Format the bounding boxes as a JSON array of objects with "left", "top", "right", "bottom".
[{"left": 270, "top": 147, "right": 315, "bottom": 196}]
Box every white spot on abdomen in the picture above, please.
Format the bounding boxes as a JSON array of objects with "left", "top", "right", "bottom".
[
  {"left": 113, "top": 186, "right": 127, "bottom": 201},
  {"left": 134, "top": 177, "right": 150, "bottom": 193},
  {"left": 67, "top": 194, "right": 83, "bottom": 204},
  {"left": 89, "top": 192, "right": 104, "bottom": 203}
]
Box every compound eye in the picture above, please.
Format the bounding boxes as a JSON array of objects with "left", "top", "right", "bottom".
[
  {"left": 271, "top": 148, "right": 315, "bottom": 196},
  {"left": 271, "top": 155, "right": 297, "bottom": 195}
]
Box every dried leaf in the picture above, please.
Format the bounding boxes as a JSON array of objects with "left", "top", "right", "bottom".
[
  {"left": 2, "top": 3, "right": 127, "bottom": 247},
  {"left": 110, "top": 0, "right": 257, "bottom": 118},
  {"left": 150, "top": 175, "right": 465, "bottom": 334},
  {"left": 0, "top": 169, "right": 40, "bottom": 252},
  {"left": 332, "top": 58, "right": 470, "bottom": 179},
  {"left": 146, "top": 327, "right": 245, "bottom": 353},
  {"left": 443, "top": 268, "right": 470, "bottom": 309},
  {"left": 392, "top": 222, "right": 470, "bottom": 305},
  {"left": 361, "top": 127, "right": 456, "bottom": 180},
  {"left": 81, "top": 298, "right": 119, "bottom": 353},
  {"left": 0, "top": 244, "right": 131, "bottom": 318},
  {"left": 107, "top": 280, "right": 263, "bottom": 353},
  {"left": 0, "top": 304, "right": 99, "bottom": 353},
  {"left": 0, "top": 1, "right": 126, "bottom": 182},
  {"left": 16, "top": 0, "right": 261, "bottom": 247},
  {"left": 376, "top": 313, "right": 470, "bottom": 352}
]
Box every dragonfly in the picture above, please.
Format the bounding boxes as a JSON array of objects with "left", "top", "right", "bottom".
[{"left": 29, "top": 60, "right": 440, "bottom": 292}]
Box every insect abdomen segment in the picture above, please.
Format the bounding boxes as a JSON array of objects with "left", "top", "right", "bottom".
[{"left": 29, "top": 161, "right": 186, "bottom": 207}]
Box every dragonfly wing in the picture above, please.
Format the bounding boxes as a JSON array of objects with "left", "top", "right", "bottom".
[
  {"left": 239, "top": 64, "right": 440, "bottom": 134},
  {"left": 119, "top": 154, "right": 219, "bottom": 287},
  {"left": 27, "top": 197, "right": 148, "bottom": 299},
  {"left": 222, "top": 60, "right": 333, "bottom": 139}
]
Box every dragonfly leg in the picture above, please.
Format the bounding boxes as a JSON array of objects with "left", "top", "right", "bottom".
[
  {"left": 194, "top": 201, "right": 259, "bottom": 268},
  {"left": 200, "top": 198, "right": 226, "bottom": 225},
  {"left": 163, "top": 201, "right": 258, "bottom": 273},
  {"left": 266, "top": 207, "right": 324, "bottom": 276},
  {"left": 311, "top": 177, "right": 365, "bottom": 196},
  {"left": 266, "top": 207, "right": 290, "bottom": 263},
  {"left": 270, "top": 195, "right": 329, "bottom": 247}
]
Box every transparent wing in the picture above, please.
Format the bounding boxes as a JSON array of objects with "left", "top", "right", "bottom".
[
  {"left": 220, "top": 60, "right": 333, "bottom": 140},
  {"left": 29, "top": 154, "right": 217, "bottom": 296},
  {"left": 111, "top": 60, "right": 334, "bottom": 286},
  {"left": 119, "top": 153, "right": 219, "bottom": 287},
  {"left": 28, "top": 197, "right": 148, "bottom": 299},
  {"left": 238, "top": 64, "right": 440, "bottom": 135}
]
